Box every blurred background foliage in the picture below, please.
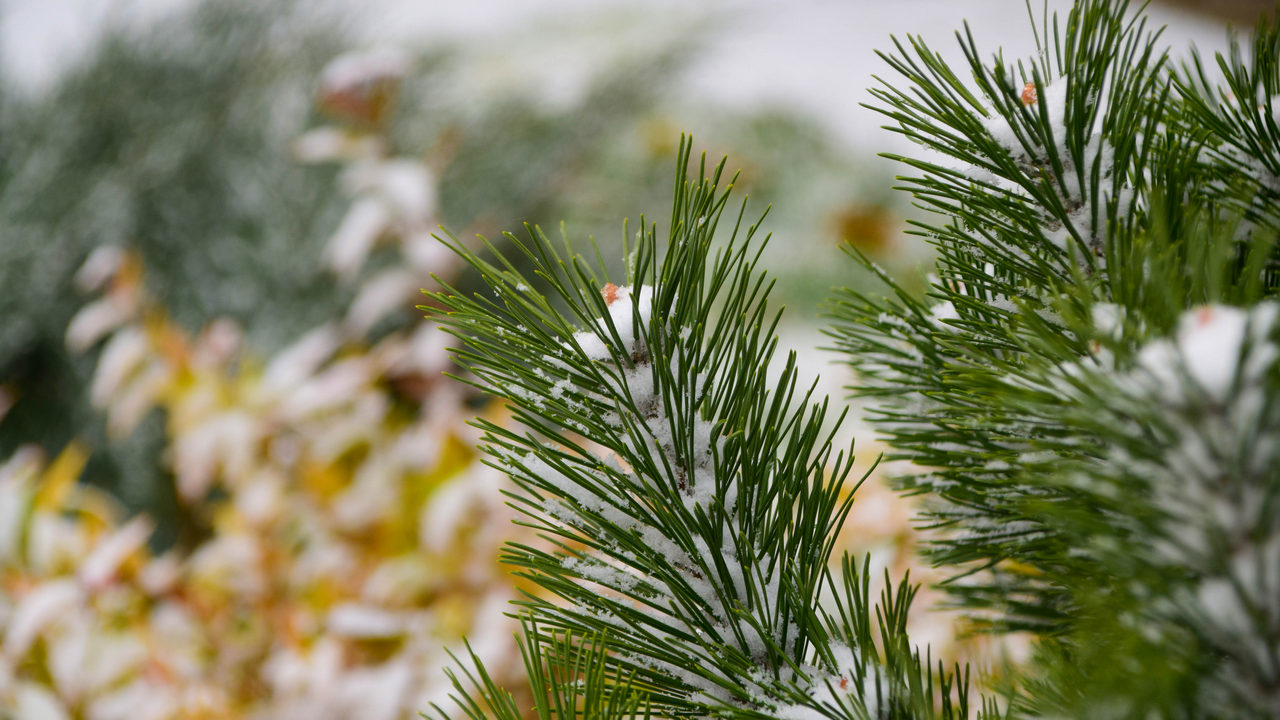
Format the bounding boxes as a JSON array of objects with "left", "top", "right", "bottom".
[
  {"left": 0, "top": 2, "right": 348, "bottom": 528},
  {"left": 0, "top": 0, "right": 894, "bottom": 532}
]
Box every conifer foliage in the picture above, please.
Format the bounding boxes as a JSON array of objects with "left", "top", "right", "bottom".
[
  {"left": 428, "top": 143, "right": 966, "bottom": 718},
  {"left": 430, "top": 1, "right": 1280, "bottom": 717}
]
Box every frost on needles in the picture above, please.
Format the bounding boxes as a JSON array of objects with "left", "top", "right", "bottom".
[
  {"left": 830, "top": 0, "right": 1280, "bottom": 715},
  {"left": 422, "top": 0, "right": 1280, "bottom": 716},
  {"left": 425, "top": 140, "right": 969, "bottom": 719}
]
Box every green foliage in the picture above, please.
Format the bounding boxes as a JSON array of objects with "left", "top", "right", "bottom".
[
  {"left": 434, "top": 1, "right": 1280, "bottom": 717},
  {"left": 436, "top": 624, "right": 652, "bottom": 720},
  {"left": 0, "top": 1, "right": 349, "bottom": 534},
  {"left": 428, "top": 138, "right": 969, "bottom": 718},
  {"left": 829, "top": 0, "right": 1280, "bottom": 714}
]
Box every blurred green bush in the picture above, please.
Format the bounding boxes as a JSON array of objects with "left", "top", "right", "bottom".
[{"left": 0, "top": 0, "right": 894, "bottom": 540}]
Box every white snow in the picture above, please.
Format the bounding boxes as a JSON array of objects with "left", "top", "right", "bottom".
[
  {"left": 1136, "top": 303, "right": 1277, "bottom": 405},
  {"left": 564, "top": 556, "right": 637, "bottom": 592},
  {"left": 343, "top": 159, "right": 437, "bottom": 226},
  {"left": 65, "top": 296, "right": 135, "bottom": 353},
  {"left": 326, "top": 603, "right": 406, "bottom": 638},
  {"left": 325, "top": 196, "right": 391, "bottom": 279},
  {"left": 572, "top": 284, "right": 653, "bottom": 361},
  {"left": 260, "top": 323, "right": 342, "bottom": 394},
  {"left": 1096, "top": 301, "right": 1280, "bottom": 676},
  {"left": 928, "top": 300, "right": 959, "bottom": 329},
  {"left": 774, "top": 642, "right": 880, "bottom": 719},
  {"left": 982, "top": 78, "right": 1071, "bottom": 158},
  {"left": 87, "top": 327, "right": 148, "bottom": 407},
  {"left": 72, "top": 246, "right": 125, "bottom": 293},
  {"left": 3, "top": 580, "right": 82, "bottom": 660},
  {"left": 77, "top": 517, "right": 154, "bottom": 589},
  {"left": 1091, "top": 302, "right": 1124, "bottom": 338},
  {"left": 319, "top": 49, "right": 410, "bottom": 96}
]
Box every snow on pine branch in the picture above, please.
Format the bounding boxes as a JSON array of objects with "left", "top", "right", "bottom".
[
  {"left": 488, "top": 278, "right": 812, "bottom": 706},
  {"left": 572, "top": 283, "right": 653, "bottom": 362},
  {"left": 987, "top": 301, "right": 1280, "bottom": 708},
  {"left": 426, "top": 147, "right": 881, "bottom": 715},
  {"left": 1117, "top": 304, "right": 1280, "bottom": 642},
  {"left": 872, "top": 1, "right": 1167, "bottom": 289}
]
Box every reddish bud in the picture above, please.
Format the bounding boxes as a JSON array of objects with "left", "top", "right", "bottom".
[{"left": 1021, "top": 81, "right": 1038, "bottom": 106}]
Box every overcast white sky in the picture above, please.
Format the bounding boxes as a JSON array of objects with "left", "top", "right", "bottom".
[{"left": 2, "top": 0, "right": 1232, "bottom": 152}]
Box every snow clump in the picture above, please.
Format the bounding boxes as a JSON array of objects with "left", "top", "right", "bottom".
[{"left": 573, "top": 284, "right": 654, "bottom": 361}]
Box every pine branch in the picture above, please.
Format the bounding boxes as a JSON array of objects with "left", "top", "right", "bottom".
[
  {"left": 833, "top": 0, "right": 1280, "bottom": 713},
  {"left": 433, "top": 624, "right": 652, "bottom": 720},
  {"left": 426, "top": 138, "right": 970, "bottom": 718},
  {"left": 867, "top": 0, "right": 1170, "bottom": 288},
  {"left": 1176, "top": 15, "right": 1280, "bottom": 254},
  {"left": 833, "top": 0, "right": 1189, "bottom": 627}
]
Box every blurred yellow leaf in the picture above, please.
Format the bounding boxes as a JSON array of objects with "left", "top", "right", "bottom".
[
  {"left": 832, "top": 203, "right": 895, "bottom": 256},
  {"left": 35, "top": 443, "right": 89, "bottom": 511},
  {"left": 433, "top": 432, "right": 474, "bottom": 481}
]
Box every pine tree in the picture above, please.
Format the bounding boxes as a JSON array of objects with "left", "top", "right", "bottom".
[{"left": 427, "top": 1, "right": 1279, "bottom": 717}]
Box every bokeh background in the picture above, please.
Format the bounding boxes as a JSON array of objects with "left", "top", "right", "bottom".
[{"left": 0, "top": 1, "right": 1254, "bottom": 717}]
